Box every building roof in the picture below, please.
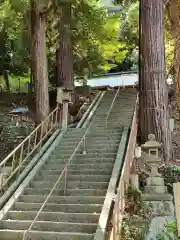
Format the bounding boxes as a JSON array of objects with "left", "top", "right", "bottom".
[{"left": 75, "top": 72, "right": 138, "bottom": 88}]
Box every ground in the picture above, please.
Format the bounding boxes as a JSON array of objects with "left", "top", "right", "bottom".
[
  {"left": 0, "top": 93, "right": 34, "bottom": 161},
  {"left": 0, "top": 89, "right": 93, "bottom": 162}
]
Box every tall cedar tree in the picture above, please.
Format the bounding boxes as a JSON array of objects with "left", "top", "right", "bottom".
[{"left": 139, "top": 0, "right": 171, "bottom": 161}]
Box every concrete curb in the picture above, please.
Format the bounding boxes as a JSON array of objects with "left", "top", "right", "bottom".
[
  {"left": 93, "top": 128, "right": 129, "bottom": 240},
  {"left": 0, "top": 130, "right": 65, "bottom": 220}
]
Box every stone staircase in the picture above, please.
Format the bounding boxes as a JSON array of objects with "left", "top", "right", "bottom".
[{"left": 0, "top": 88, "right": 137, "bottom": 240}]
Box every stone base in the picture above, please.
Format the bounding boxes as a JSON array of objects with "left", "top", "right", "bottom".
[
  {"left": 142, "top": 193, "right": 173, "bottom": 201},
  {"left": 145, "top": 216, "right": 175, "bottom": 240},
  {"left": 147, "top": 176, "right": 164, "bottom": 186},
  {"left": 144, "top": 201, "right": 174, "bottom": 216},
  {"left": 145, "top": 185, "right": 167, "bottom": 194}
]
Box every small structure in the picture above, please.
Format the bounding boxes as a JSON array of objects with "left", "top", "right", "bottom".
[
  {"left": 57, "top": 88, "right": 72, "bottom": 129},
  {"left": 9, "top": 107, "right": 29, "bottom": 126}
]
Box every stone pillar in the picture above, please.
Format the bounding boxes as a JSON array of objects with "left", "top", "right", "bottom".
[
  {"left": 130, "top": 174, "right": 139, "bottom": 189},
  {"left": 62, "top": 102, "right": 69, "bottom": 129},
  {"left": 57, "top": 88, "right": 71, "bottom": 129}
]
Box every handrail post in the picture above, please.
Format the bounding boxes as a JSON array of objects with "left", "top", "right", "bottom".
[
  {"left": 64, "top": 167, "right": 68, "bottom": 196},
  {"left": 83, "top": 136, "right": 87, "bottom": 155},
  {"left": 105, "top": 87, "right": 120, "bottom": 129}
]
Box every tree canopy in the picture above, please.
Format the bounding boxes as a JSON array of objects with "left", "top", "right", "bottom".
[{"left": 0, "top": 0, "right": 138, "bottom": 86}]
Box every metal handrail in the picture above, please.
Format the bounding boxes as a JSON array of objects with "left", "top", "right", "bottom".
[
  {"left": 23, "top": 111, "right": 97, "bottom": 239},
  {"left": 105, "top": 87, "right": 120, "bottom": 128},
  {"left": 111, "top": 94, "right": 139, "bottom": 240},
  {"left": 0, "top": 105, "right": 62, "bottom": 192}
]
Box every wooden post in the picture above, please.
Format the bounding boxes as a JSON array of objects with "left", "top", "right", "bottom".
[{"left": 62, "top": 102, "right": 68, "bottom": 129}]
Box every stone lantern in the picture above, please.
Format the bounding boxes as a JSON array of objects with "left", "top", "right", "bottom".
[
  {"left": 141, "top": 134, "right": 162, "bottom": 179},
  {"left": 141, "top": 134, "right": 162, "bottom": 158},
  {"left": 141, "top": 134, "right": 174, "bottom": 220}
]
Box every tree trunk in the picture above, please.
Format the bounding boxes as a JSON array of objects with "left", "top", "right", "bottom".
[
  {"left": 31, "top": 0, "right": 49, "bottom": 124},
  {"left": 3, "top": 70, "right": 10, "bottom": 92},
  {"left": 166, "top": 0, "right": 180, "bottom": 113},
  {"left": 139, "top": 0, "right": 171, "bottom": 161},
  {"left": 56, "top": 3, "right": 74, "bottom": 90}
]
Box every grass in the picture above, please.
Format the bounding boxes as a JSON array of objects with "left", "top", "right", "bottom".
[{"left": 0, "top": 75, "right": 30, "bottom": 93}]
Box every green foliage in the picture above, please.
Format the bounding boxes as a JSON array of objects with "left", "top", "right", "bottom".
[
  {"left": 159, "top": 164, "right": 180, "bottom": 194},
  {"left": 0, "top": 0, "right": 138, "bottom": 81},
  {"left": 0, "top": 74, "right": 29, "bottom": 92},
  {"left": 0, "top": 0, "right": 175, "bottom": 81},
  {"left": 0, "top": 0, "right": 30, "bottom": 75},
  {"left": 122, "top": 221, "right": 144, "bottom": 240},
  {"left": 121, "top": 185, "right": 152, "bottom": 240},
  {"left": 113, "top": 0, "right": 137, "bottom": 8},
  {"left": 165, "top": 13, "right": 174, "bottom": 74},
  {"left": 157, "top": 221, "right": 180, "bottom": 240},
  {"left": 48, "top": 0, "right": 129, "bottom": 76}
]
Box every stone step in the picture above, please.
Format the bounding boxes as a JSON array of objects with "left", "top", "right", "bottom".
[
  {"left": 54, "top": 145, "right": 118, "bottom": 155},
  {"left": 24, "top": 188, "right": 107, "bottom": 196},
  {"left": 91, "top": 124, "right": 129, "bottom": 128},
  {"left": 0, "top": 230, "right": 94, "bottom": 240},
  {"left": 18, "top": 195, "right": 105, "bottom": 205},
  {"left": 92, "top": 119, "right": 131, "bottom": 122},
  {"left": 57, "top": 143, "right": 120, "bottom": 150},
  {"left": 30, "top": 181, "right": 109, "bottom": 189},
  {"left": 59, "top": 139, "right": 120, "bottom": 146},
  {"left": 87, "top": 132, "right": 122, "bottom": 136},
  {"left": 52, "top": 152, "right": 118, "bottom": 159},
  {"left": 64, "top": 131, "right": 85, "bottom": 136},
  {"left": 0, "top": 220, "right": 97, "bottom": 233},
  {"left": 62, "top": 136, "right": 121, "bottom": 141},
  {"left": 63, "top": 134, "right": 121, "bottom": 139},
  {"left": 5, "top": 211, "right": 100, "bottom": 223},
  {"left": 13, "top": 202, "right": 103, "bottom": 213},
  {"left": 64, "top": 130, "right": 122, "bottom": 136},
  {"left": 49, "top": 154, "right": 117, "bottom": 161},
  {"left": 94, "top": 110, "right": 131, "bottom": 114},
  {"left": 66, "top": 128, "right": 85, "bottom": 132},
  {"left": 94, "top": 111, "right": 124, "bottom": 115},
  {"left": 40, "top": 168, "right": 112, "bottom": 176},
  {"left": 43, "top": 163, "right": 113, "bottom": 170},
  {"left": 142, "top": 193, "right": 173, "bottom": 201},
  {"left": 90, "top": 126, "right": 127, "bottom": 130},
  {"left": 48, "top": 157, "right": 115, "bottom": 164},
  {"left": 34, "top": 174, "right": 111, "bottom": 183}
]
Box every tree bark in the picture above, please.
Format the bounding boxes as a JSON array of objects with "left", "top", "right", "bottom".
[
  {"left": 166, "top": 0, "right": 180, "bottom": 113},
  {"left": 3, "top": 70, "right": 10, "bottom": 92},
  {"left": 31, "top": 0, "right": 50, "bottom": 124},
  {"left": 139, "top": 0, "right": 171, "bottom": 161},
  {"left": 56, "top": 3, "right": 74, "bottom": 90}
]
